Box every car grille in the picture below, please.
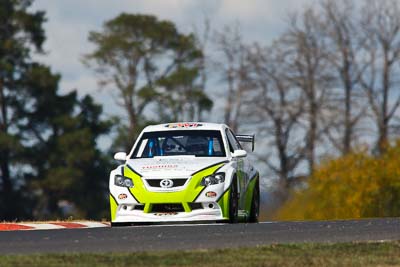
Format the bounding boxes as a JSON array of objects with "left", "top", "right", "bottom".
[
  {"left": 146, "top": 178, "right": 187, "bottom": 188},
  {"left": 133, "top": 204, "right": 144, "bottom": 210},
  {"left": 151, "top": 203, "right": 184, "bottom": 212}
]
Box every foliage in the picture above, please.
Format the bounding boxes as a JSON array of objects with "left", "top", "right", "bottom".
[
  {"left": 20, "top": 65, "right": 112, "bottom": 220},
  {"left": 156, "top": 66, "right": 212, "bottom": 122},
  {"left": 277, "top": 141, "right": 400, "bottom": 220}
]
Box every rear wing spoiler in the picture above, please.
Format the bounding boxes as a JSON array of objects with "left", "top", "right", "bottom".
[{"left": 236, "top": 134, "right": 255, "bottom": 152}]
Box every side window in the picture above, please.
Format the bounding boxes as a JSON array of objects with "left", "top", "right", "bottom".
[
  {"left": 225, "top": 129, "right": 241, "bottom": 152},
  {"left": 229, "top": 129, "right": 243, "bottom": 150},
  {"left": 225, "top": 129, "right": 234, "bottom": 153}
]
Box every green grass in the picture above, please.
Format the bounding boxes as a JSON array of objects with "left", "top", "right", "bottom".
[{"left": 1, "top": 242, "right": 400, "bottom": 267}]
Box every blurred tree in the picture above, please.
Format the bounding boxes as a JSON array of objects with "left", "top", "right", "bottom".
[
  {"left": 283, "top": 9, "right": 335, "bottom": 173},
  {"left": 246, "top": 41, "right": 306, "bottom": 197},
  {"left": 84, "top": 14, "right": 210, "bottom": 151},
  {"left": 213, "top": 24, "right": 250, "bottom": 132},
  {"left": 19, "top": 64, "right": 112, "bottom": 219},
  {"left": 0, "top": 0, "right": 46, "bottom": 220},
  {"left": 320, "top": 0, "right": 367, "bottom": 155},
  {"left": 192, "top": 16, "right": 212, "bottom": 121},
  {"left": 359, "top": 0, "right": 400, "bottom": 154},
  {"left": 0, "top": 0, "right": 111, "bottom": 220},
  {"left": 156, "top": 66, "right": 212, "bottom": 122}
]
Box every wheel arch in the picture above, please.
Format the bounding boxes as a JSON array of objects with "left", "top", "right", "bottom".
[
  {"left": 244, "top": 172, "right": 260, "bottom": 214},
  {"left": 219, "top": 163, "right": 239, "bottom": 193}
]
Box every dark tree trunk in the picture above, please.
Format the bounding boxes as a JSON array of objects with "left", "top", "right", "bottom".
[
  {"left": 342, "top": 59, "right": 353, "bottom": 155},
  {"left": 0, "top": 150, "right": 15, "bottom": 220},
  {"left": 0, "top": 80, "right": 16, "bottom": 220},
  {"left": 378, "top": 52, "right": 390, "bottom": 154},
  {"left": 307, "top": 100, "right": 317, "bottom": 173}
]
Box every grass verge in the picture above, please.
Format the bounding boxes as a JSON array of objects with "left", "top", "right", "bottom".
[{"left": 1, "top": 241, "right": 399, "bottom": 267}]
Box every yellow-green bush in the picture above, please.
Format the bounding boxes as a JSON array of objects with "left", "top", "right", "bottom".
[{"left": 276, "top": 141, "right": 400, "bottom": 220}]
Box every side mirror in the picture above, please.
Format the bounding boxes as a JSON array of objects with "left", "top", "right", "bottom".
[
  {"left": 232, "top": 149, "right": 247, "bottom": 158},
  {"left": 114, "top": 152, "right": 127, "bottom": 161}
]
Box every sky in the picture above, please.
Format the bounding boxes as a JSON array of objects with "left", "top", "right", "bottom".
[{"left": 30, "top": 0, "right": 315, "bottom": 119}]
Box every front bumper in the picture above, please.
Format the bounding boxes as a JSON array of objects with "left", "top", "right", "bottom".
[{"left": 112, "top": 202, "right": 224, "bottom": 223}]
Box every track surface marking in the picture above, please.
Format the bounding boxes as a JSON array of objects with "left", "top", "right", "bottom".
[{"left": 0, "top": 221, "right": 109, "bottom": 231}]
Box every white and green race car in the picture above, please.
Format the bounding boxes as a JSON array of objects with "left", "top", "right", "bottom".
[{"left": 109, "top": 122, "right": 260, "bottom": 225}]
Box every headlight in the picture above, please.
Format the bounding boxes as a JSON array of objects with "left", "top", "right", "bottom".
[
  {"left": 114, "top": 175, "right": 134, "bottom": 188},
  {"left": 200, "top": 173, "right": 225, "bottom": 186}
]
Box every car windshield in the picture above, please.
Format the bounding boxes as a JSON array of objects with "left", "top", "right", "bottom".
[{"left": 132, "top": 130, "right": 226, "bottom": 158}]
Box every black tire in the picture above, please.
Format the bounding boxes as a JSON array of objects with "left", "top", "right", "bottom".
[
  {"left": 229, "top": 177, "right": 239, "bottom": 223},
  {"left": 248, "top": 180, "right": 260, "bottom": 223}
]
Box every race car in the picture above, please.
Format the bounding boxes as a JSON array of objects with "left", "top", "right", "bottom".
[{"left": 109, "top": 122, "right": 260, "bottom": 225}]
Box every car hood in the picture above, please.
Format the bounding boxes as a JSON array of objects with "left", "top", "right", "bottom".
[{"left": 125, "top": 157, "right": 227, "bottom": 178}]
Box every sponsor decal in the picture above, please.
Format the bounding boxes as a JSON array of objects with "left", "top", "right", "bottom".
[
  {"left": 205, "top": 191, "right": 217, "bottom": 198},
  {"left": 118, "top": 193, "right": 128, "bottom": 200},
  {"left": 142, "top": 164, "right": 178, "bottom": 170},
  {"left": 154, "top": 212, "right": 178, "bottom": 216},
  {"left": 165, "top": 123, "right": 203, "bottom": 128},
  {"left": 160, "top": 179, "right": 174, "bottom": 188}
]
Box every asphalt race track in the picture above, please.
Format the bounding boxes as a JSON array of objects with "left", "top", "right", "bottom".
[{"left": 1, "top": 218, "right": 399, "bottom": 254}]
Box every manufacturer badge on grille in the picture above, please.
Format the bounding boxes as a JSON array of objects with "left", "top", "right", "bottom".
[{"left": 160, "top": 179, "right": 174, "bottom": 188}]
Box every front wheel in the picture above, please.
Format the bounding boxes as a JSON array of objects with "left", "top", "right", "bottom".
[
  {"left": 228, "top": 177, "right": 239, "bottom": 223},
  {"left": 248, "top": 180, "right": 260, "bottom": 223}
]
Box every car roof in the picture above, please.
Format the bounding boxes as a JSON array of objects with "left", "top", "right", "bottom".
[{"left": 142, "top": 122, "right": 227, "bottom": 132}]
